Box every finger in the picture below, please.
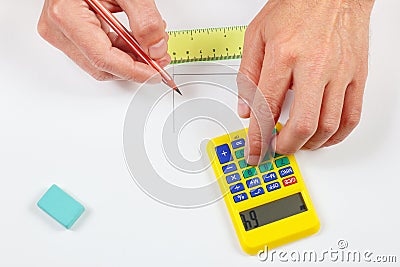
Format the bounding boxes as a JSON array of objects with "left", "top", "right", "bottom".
[
  {"left": 108, "top": 31, "right": 171, "bottom": 65},
  {"left": 117, "top": 0, "right": 168, "bottom": 60},
  {"left": 245, "top": 55, "right": 292, "bottom": 165},
  {"left": 238, "top": 24, "right": 265, "bottom": 118},
  {"left": 156, "top": 54, "right": 171, "bottom": 67},
  {"left": 323, "top": 80, "right": 365, "bottom": 147},
  {"left": 302, "top": 81, "right": 347, "bottom": 150},
  {"left": 275, "top": 66, "right": 326, "bottom": 154},
  {"left": 96, "top": 14, "right": 110, "bottom": 33},
  {"left": 236, "top": 73, "right": 257, "bottom": 119},
  {"left": 52, "top": 1, "right": 161, "bottom": 83},
  {"left": 62, "top": 40, "right": 118, "bottom": 81}
]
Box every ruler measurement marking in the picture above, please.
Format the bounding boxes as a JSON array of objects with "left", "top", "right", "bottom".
[{"left": 167, "top": 26, "right": 246, "bottom": 64}]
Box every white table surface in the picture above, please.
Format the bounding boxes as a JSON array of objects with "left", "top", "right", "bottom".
[{"left": 0, "top": 0, "right": 399, "bottom": 266}]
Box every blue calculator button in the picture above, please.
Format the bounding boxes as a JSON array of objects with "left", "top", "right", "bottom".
[
  {"left": 222, "top": 163, "right": 237, "bottom": 174},
  {"left": 230, "top": 183, "right": 245, "bottom": 194},
  {"left": 250, "top": 187, "right": 265, "bottom": 197},
  {"left": 246, "top": 178, "right": 261, "bottom": 188},
  {"left": 231, "top": 138, "right": 245, "bottom": 149},
  {"left": 279, "top": 166, "right": 294, "bottom": 178},
  {"left": 263, "top": 172, "right": 277, "bottom": 183},
  {"left": 226, "top": 173, "right": 241, "bottom": 184},
  {"left": 266, "top": 182, "right": 281, "bottom": 192},
  {"left": 233, "top": 193, "right": 248, "bottom": 203},
  {"left": 215, "top": 144, "right": 232, "bottom": 164}
]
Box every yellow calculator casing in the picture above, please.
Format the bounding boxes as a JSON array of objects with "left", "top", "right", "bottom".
[{"left": 206, "top": 124, "right": 320, "bottom": 255}]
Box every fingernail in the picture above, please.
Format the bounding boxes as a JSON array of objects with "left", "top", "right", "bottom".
[
  {"left": 238, "top": 98, "right": 250, "bottom": 117},
  {"left": 149, "top": 38, "right": 167, "bottom": 59}
]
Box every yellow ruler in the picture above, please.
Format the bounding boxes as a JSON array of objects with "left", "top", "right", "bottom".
[{"left": 167, "top": 26, "right": 247, "bottom": 64}]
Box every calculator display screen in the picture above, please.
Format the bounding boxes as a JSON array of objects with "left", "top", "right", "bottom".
[{"left": 239, "top": 193, "right": 307, "bottom": 231}]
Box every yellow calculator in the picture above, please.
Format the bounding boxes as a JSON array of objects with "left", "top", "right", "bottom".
[{"left": 206, "top": 124, "right": 320, "bottom": 254}]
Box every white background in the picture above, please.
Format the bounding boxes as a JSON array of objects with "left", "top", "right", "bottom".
[{"left": 0, "top": 0, "right": 399, "bottom": 266}]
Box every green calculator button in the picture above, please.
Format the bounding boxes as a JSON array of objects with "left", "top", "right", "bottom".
[
  {"left": 262, "top": 153, "right": 271, "bottom": 162},
  {"left": 274, "top": 153, "right": 283, "bottom": 158},
  {"left": 259, "top": 162, "right": 273, "bottom": 173},
  {"left": 275, "top": 156, "right": 290, "bottom": 168},
  {"left": 238, "top": 159, "right": 249, "bottom": 169},
  {"left": 243, "top": 167, "right": 257, "bottom": 178},
  {"left": 235, "top": 149, "right": 245, "bottom": 159}
]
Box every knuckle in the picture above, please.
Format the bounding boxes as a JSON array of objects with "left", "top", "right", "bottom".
[
  {"left": 48, "top": 0, "right": 64, "bottom": 24},
  {"left": 248, "top": 132, "right": 263, "bottom": 156},
  {"left": 266, "top": 97, "right": 281, "bottom": 120},
  {"left": 128, "top": 63, "right": 138, "bottom": 82},
  {"left": 324, "top": 138, "right": 342, "bottom": 147},
  {"left": 91, "top": 54, "right": 109, "bottom": 71},
  {"left": 272, "top": 39, "right": 297, "bottom": 65},
  {"left": 343, "top": 109, "right": 361, "bottom": 129},
  {"left": 293, "top": 117, "right": 317, "bottom": 138},
  {"left": 318, "top": 118, "right": 340, "bottom": 135},
  {"left": 252, "top": 95, "right": 280, "bottom": 122},
  {"left": 135, "top": 18, "right": 163, "bottom": 40},
  {"left": 91, "top": 71, "right": 113, "bottom": 81}
]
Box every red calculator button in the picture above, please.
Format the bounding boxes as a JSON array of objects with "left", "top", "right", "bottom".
[{"left": 282, "top": 176, "right": 297, "bottom": 187}]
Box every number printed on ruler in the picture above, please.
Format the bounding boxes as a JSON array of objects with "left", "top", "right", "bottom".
[{"left": 167, "top": 26, "right": 247, "bottom": 64}]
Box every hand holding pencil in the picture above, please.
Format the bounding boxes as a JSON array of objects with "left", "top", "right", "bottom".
[{"left": 38, "top": 0, "right": 172, "bottom": 85}]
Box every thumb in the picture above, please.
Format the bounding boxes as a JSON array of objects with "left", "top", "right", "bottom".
[{"left": 117, "top": 0, "right": 168, "bottom": 60}]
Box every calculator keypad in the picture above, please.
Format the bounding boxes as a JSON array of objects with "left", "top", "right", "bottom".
[{"left": 218, "top": 137, "right": 300, "bottom": 203}]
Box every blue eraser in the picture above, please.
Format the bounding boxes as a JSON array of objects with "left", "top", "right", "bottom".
[{"left": 37, "top": 184, "right": 85, "bottom": 229}]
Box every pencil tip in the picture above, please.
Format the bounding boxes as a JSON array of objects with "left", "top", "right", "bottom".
[{"left": 174, "top": 87, "right": 182, "bottom": 95}]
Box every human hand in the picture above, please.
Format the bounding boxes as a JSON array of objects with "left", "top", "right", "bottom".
[
  {"left": 38, "top": 0, "right": 170, "bottom": 82},
  {"left": 239, "top": 0, "right": 375, "bottom": 165}
]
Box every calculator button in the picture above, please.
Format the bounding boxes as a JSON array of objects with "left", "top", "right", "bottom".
[
  {"left": 226, "top": 173, "right": 241, "bottom": 184},
  {"left": 235, "top": 149, "right": 245, "bottom": 159},
  {"left": 250, "top": 187, "right": 265, "bottom": 198},
  {"left": 259, "top": 162, "right": 273, "bottom": 173},
  {"left": 273, "top": 153, "right": 283, "bottom": 158},
  {"left": 231, "top": 138, "right": 245, "bottom": 149},
  {"left": 246, "top": 178, "right": 261, "bottom": 188},
  {"left": 263, "top": 172, "right": 277, "bottom": 183},
  {"left": 275, "top": 156, "right": 290, "bottom": 168},
  {"left": 230, "top": 183, "right": 245, "bottom": 194},
  {"left": 215, "top": 144, "right": 232, "bottom": 164},
  {"left": 238, "top": 159, "right": 249, "bottom": 169},
  {"left": 282, "top": 176, "right": 297, "bottom": 187},
  {"left": 279, "top": 166, "right": 294, "bottom": 178},
  {"left": 242, "top": 167, "right": 257, "bottom": 178},
  {"left": 266, "top": 181, "right": 281, "bottom": 192},
  {"left": 233, "top": 192, "right": 248, "bottom": 203},
  {"left": 262, "top": 151, "right": 275, "bottom": 162},
  {"left": 222, "top": 163, "right": 237, "bottom": 174}
]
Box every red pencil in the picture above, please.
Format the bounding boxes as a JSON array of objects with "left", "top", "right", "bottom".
[{"left": 84, "top": 0, "right": 182, "bottom": 95}]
